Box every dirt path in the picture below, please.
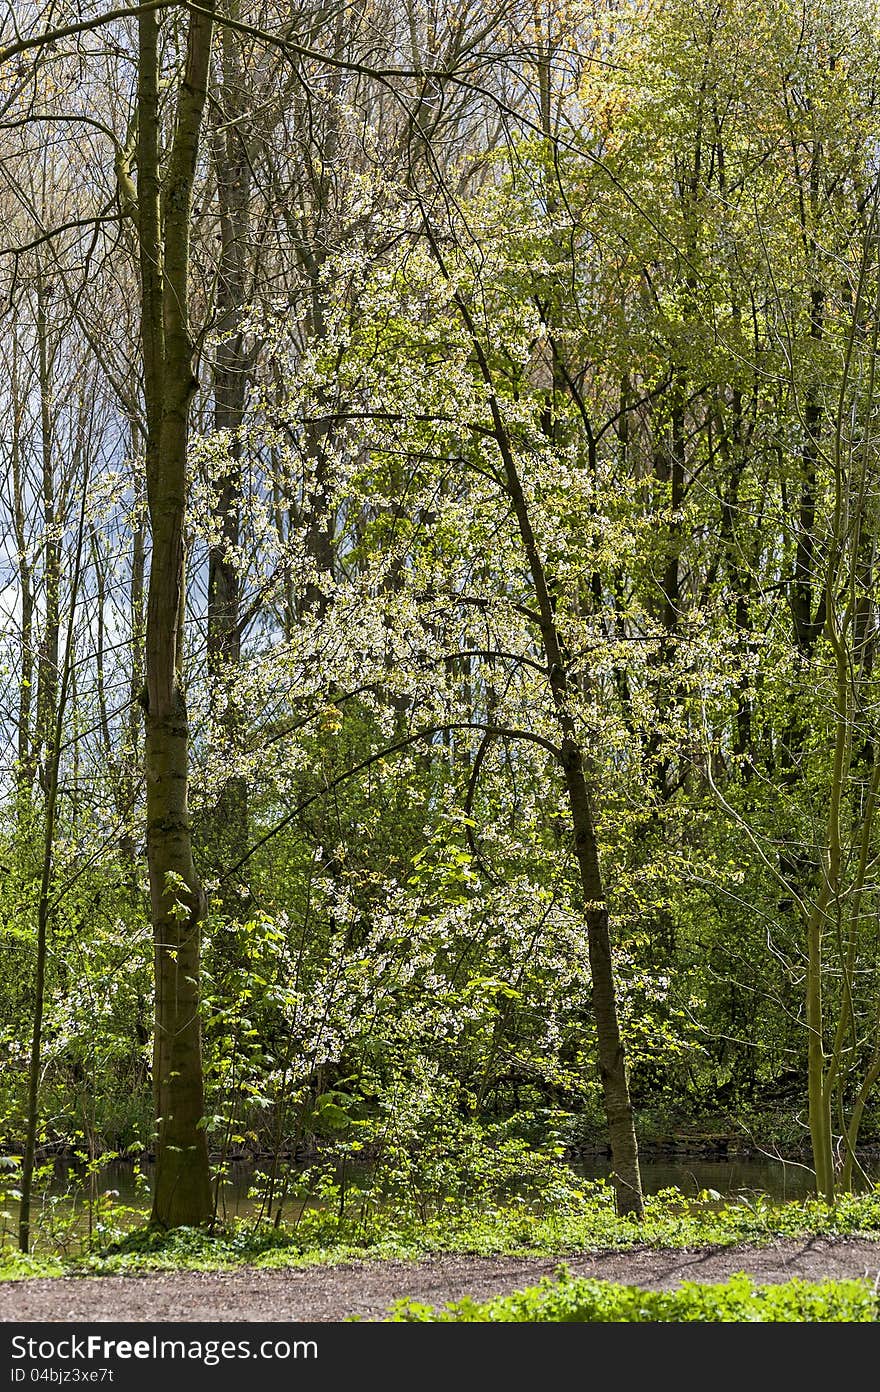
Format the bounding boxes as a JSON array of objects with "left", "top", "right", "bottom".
[{"left": 2, "top": 1236, "right": 880, "bottom": 1322}]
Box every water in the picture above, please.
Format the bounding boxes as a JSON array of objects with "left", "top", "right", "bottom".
[
  {"left": 572, "top": 1155, "right": 849, "bottom": 1202},
  {"left": 31, "top": 1153, "right": 840, "bottom": 1208},
  {"left": 4, "top": 1150, "right": 879, "bottom": 1247}
]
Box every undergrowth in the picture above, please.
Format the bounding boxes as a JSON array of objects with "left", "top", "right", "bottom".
[
  {"left": 2, "top": 1180, "right": 880, "bottom": 1281},
  {"left": 387, "top": 1268, "right": 880, "bottom": 1322}
]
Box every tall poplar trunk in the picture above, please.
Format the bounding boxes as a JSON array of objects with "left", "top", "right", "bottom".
[
  {"left": 120, "top": 432, "right": 145, "bottom": 877},
  {"left": 137, "top": 2, "right": 215, "bottom": 1228},
  {"left": 787, "top": 142, "right": 830, "bottom": 1197},
  {"left": 10, "top": 327, "right": 34, "bottom": 791},
  {"left": 648, "top": 382, "right": 685, "bottom": 799},
  {"left": 34, "top": 270, "right": 60, "bottom": 790},
  {"left": 207, "top": 25, "right": 249, "bottom": 914}
]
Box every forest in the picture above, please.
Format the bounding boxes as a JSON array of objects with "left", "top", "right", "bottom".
[{"left": 3, "top": 0, "right": 880, "bottom": 1262}]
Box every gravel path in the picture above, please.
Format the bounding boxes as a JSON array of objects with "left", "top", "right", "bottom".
[{"left": 2, "top": 1236, "right": 880, "bottom": 1322}]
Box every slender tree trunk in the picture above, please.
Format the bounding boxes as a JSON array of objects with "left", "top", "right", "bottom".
[
  {"left": 119, "top": 436, "right": 146, "bottom": 877},
  {"left": 137, "top": 1, "right": 215, "bottom": 1228},
  {"left": 34, "top": 270, "right": 60, "bottom": 790},
  {"left": 206, "top": 26, "right": 249, "bottom": 914},
  {"left": 18, "top": 466, "right": 90, "bottom": 1252},
  {"left": 443, "top": 273, "right": 643, "bottom": 1216},
  {"left": 17, "top": 735, "right": 58, "bottom": 1254},
  {"left": 496, "top": 428, "right": 643, "bottom": 1218},
  {"left": 648, "top": 382, "right": 685, "bottom": 799},
  {"left": 10, "top": 328, "right": 34, "bottom": 791}
]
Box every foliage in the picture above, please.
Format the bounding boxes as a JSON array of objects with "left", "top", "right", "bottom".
[
  {"left": 388, "top": 1269, "right": 878, "bottom": 1322},
  {"left": 6, "top": 0, "right": 880, "bottom": 1246},
  {"left": 3, "top": 1181, "right": 880, "bottom": 1284}
]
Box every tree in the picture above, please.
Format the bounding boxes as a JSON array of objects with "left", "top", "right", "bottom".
[{"left": 134, "top": 0, "right": 217, "bottom": 1226}]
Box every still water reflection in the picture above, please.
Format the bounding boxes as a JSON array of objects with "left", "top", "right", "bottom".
[
  {"left": 572, "top": 1155, "right": 859, "bottom": 1201},
  {"left": 5, "top": 1151, "right": 880, "bottom": 1246},
  {"left": 17, "top": 1150, "right": 880, "bottom": 1217}
]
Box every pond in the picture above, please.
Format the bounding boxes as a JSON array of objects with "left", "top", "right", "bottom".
[
  {"left": 4, "top": 1149, "right": 879, "bottom": 1247},
  {"left": 572, "top": 1154, "right": 846, "bottom": 1202}
]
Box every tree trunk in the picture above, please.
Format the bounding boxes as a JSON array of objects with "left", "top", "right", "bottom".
[
  {"left": 34, "top": 269, "right": 60, "bottom": 791},
  {"left": 10, "top": 325, "right": 34, "bottom": 791},
  {"left": 137, "top": 1, "right": 215, "bottom": 1228},
  {"left": 446, "top": 281, "right": 643, "bottom": 1217},
  {"left": 206, "top": 25, "right": 250, "bottom": 915}
]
